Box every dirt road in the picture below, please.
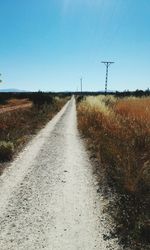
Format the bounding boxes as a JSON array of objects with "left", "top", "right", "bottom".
[{"left": 0, "top": 97, "right": 119, "bottom": 250}]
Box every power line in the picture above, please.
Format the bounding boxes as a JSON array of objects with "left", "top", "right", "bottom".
[{"left": 101, "top": 61, "right": 114, "bottom": 94}]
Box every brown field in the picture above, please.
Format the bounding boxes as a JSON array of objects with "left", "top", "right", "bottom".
[
  {"left": 0, "top": 98, "right": 32, "bottom": 114},
  {"left": 77, "top": 95, "right": 150, "bottom": 249},
  {"left": 0, "top": 96, "right": 68, "bottom": 167}
]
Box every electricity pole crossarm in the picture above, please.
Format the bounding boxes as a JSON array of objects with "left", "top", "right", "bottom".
[{"left": 101, "top": 61, "right": 114, "bottom": 94}]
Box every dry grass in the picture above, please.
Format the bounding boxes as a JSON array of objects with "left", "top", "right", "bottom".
[
  {"left": 0, "top": 96, "right": 68, "bottom": 166},
  {"left": 77, "top": 95, "right": 150, "bottom": 248},
  {"left": 78, "top": 95, "right": 150, "bottom": 193},
  {"left": 0, "top": 98, "right": 31, "bottom": 108},
  {"left": 114, "top": 98, "right": 150, "bottom": 191}
]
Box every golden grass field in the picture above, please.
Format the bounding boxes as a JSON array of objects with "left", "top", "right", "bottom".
[
  {"left": 0, "top": 98, "right": 32, "bottom": 114},
  {"left": 78, "top": 95, "right": 150, "bottom": 193},
  {"left": 77, "top": 95, "right": 150, "bottom": 249}
]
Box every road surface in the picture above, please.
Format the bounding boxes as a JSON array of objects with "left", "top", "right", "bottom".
[{"left": 0, "top": 97, "right": 119, "bottom": 250}]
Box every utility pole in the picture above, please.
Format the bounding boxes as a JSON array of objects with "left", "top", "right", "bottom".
[
  {"left": 101, "top": 61, "right": 114, "bottom": 94},
  {"left": 80, "top": 77, "right": 83, "bottom": 92}
]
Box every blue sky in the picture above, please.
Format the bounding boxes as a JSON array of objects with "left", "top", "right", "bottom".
[{"left": 0, "top": 0, "right": 150, "bottom": 92}]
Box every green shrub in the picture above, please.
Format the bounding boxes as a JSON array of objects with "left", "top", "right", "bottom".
[{"left": 0, "top": 141, "right": 14, "bottom": 161}]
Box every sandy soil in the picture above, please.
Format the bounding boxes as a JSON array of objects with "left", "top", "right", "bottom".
[{"left": 0, "top": 97, "right": 120, "bottom": 250}]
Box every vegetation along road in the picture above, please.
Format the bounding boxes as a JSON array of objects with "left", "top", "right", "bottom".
[{"left": 0, "top": 97, "right": 119, "bottom": 250}]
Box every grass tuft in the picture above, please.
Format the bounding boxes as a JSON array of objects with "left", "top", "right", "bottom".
[{"left": 0, "top": 141, "right": 14, "bottom": 161}]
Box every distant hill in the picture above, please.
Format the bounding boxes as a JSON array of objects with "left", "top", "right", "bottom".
[{"left": 0, "top": 89, "right": 27, "bottom": 93}]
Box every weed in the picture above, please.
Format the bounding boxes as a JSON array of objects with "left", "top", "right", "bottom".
[{"left": 0, "top": 141, "right": 14, "bottom": 161}]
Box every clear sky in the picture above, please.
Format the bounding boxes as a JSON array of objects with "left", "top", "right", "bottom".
[{"left": 0, "top": 0, "right": 150, "bottom": 92}]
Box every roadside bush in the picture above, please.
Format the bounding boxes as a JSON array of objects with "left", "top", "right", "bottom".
[
  {"left": 30, "top": 92, "right": 53, "bottom": 107},
  {"left": 76, "top": 95, "right": 85, "bottom": 103},
  {"left": 0, "top": 141, "right": 14, "bottom": 161}
]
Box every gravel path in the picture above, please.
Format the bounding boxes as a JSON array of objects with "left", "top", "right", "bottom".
[{"left": 0, "top": 97, "right": 119, "bottom": 250}]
